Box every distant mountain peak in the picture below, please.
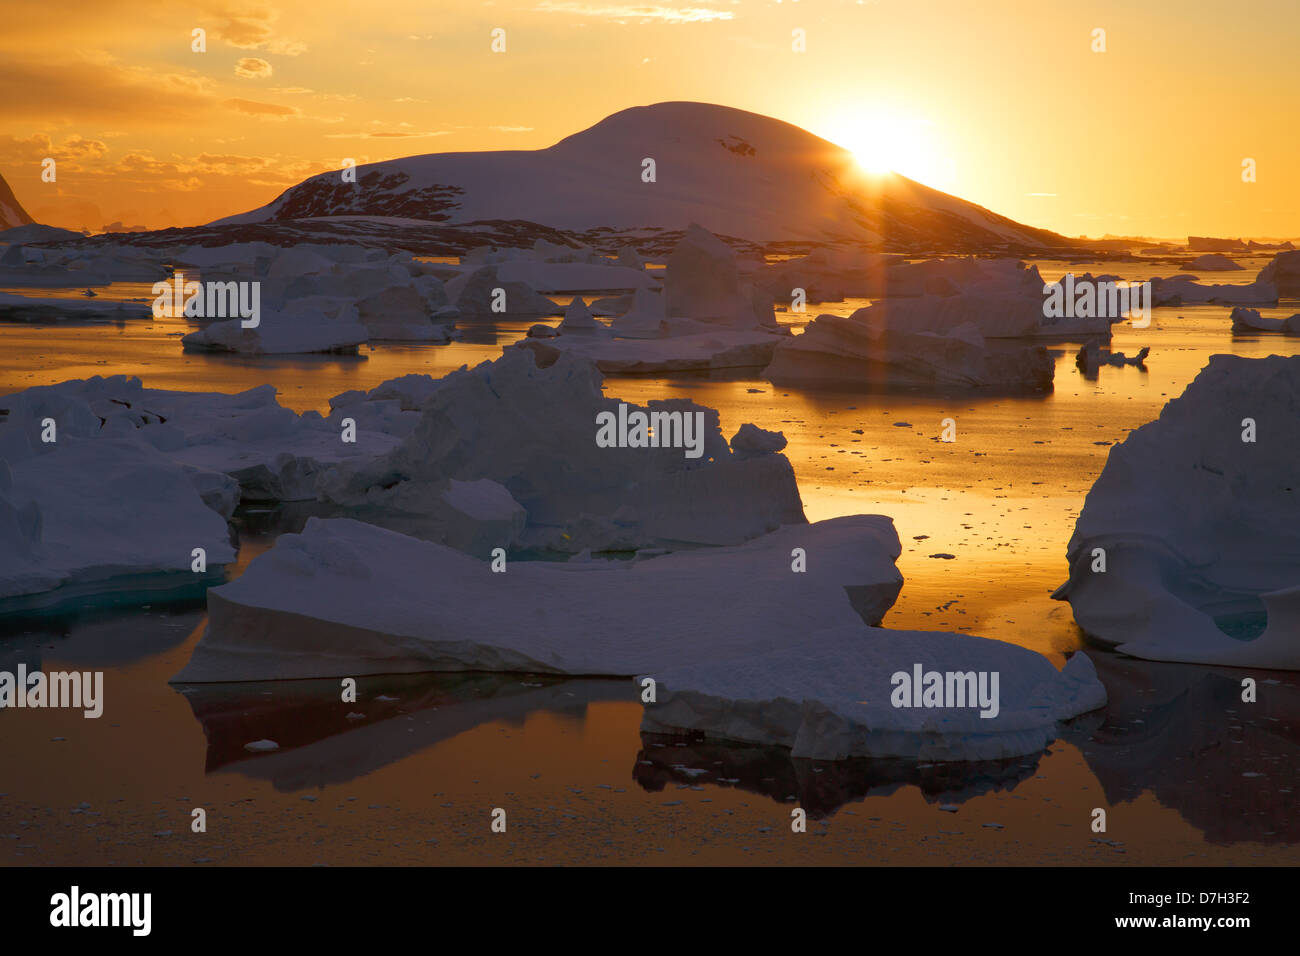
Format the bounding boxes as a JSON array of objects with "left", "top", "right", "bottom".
[
  {"left": 0, "top": 171, "right": 35, "bottom": 231},
  {"left": 212, "top": 101, "right": 1070, "bottom": 253}
]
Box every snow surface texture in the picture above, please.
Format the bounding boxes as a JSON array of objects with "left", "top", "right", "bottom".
[
  {"left": 0, "top": 375, "right": 407, "bottom": 504},
  {"left": 1054, "top": 354, "right": 1300, "bottom": 669},
  {"left": 172, "top": 513, "right": 904, "bottom": 682},
  {"left": 211, "top": 102, "right": 1070, "bottom": 251},
  {"left": 320, "top": 349, "right": 805, "bottom": 552},
  {"left": 0, "top": 437, "right": 235, "bottom": 608},
  {"left": 643, "top": 628, "right": 1106, "bottom": 761}
]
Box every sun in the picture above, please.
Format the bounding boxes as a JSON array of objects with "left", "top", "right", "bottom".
[{"left": 822, "top": 110, "right": 935, "bottom": 180}]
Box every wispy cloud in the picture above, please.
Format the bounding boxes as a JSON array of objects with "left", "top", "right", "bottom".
[
  {"left": 234, "top": 57, "right": 272, "bottom": 79},
  {"left": 223, "top": 98, "right": 300, "bottom": 118},
  {"left": 324, "top": 130, "right": 452, "bottom": 139},
  {"left": 211, "top": 9, "right": 307, "bottom": 55},
  {"left": 532, "top": 2, "right": 734, "bottom": 23}
]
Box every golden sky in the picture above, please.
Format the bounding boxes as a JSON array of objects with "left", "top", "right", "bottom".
[{"left": 3, "top": 0, "right": 1296, "bottom": 238}]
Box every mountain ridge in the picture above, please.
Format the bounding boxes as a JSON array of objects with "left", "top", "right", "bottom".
[{"left": 210, "top": 101, "right": 1073, "bottom": 254}]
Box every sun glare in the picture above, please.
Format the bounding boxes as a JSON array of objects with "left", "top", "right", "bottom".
[{"left": 824, "top": 110, "right": 937, "bottom": 182}]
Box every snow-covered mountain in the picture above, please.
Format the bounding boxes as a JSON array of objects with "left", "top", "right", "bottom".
[
  {"left": 212, "top": 102, "right": 1071, "bottom": 252},
  {"left": 0, "top": 171, "right": 35, "bottom": 231}
]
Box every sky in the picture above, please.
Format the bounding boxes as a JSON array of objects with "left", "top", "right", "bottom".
[{"left": 3, "top": 0, "right": 1297, "bottom": 238}]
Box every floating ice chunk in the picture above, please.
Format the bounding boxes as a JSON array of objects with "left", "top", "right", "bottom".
[
  {"left": 171, "top": 513, "right": 904, "bottom": 682},
  {"left": 1229, "top": 307, "right": 1300, "bottom": 334},
  {"left": 764, "top": 309, "right": 1054, "bottom": 392},
  {"left": 1054, "top": 354, "right": 1300, "bottom": 669},
  {"left": 446, "top": 266, "right": 561, "bottom": 317},
  {"left": 643, "top": 628, "right": 1106, "bottom": 761},
  {"left": 182, "top": 297, "right": 369, "bottom": 355},
  {"left": 0, "top": 438, "right": 236, "bottom": 609},
  {"left": 615, "top": 246, "right": 645, "bottom": 270},
  {"left": 0, "top": 375, "right": 405, "bottom": 504},
  {"left": 1256, "top": 250, "right": 1300, "bottom": 297},
  {"left": 665, "top": 224, "right": 774, "bottom": 328},
  {"left": 557, "top": 296, "right": 602, "bottom": 333},
  {"left": 1182, "top": 254, "right": 1243, "bottom": 272},
  {"left": 517, "top": 328, "right": 781, "bottom": 374},
  {"left": 0, "top": 291, "right": 152, "bottom": 322},
  {"left": 1148, "top": 274, "right": 1277, "bottom": 306},
  {"left": 607, "top": 287, "right": 668, "bottom": 338},
  {"left": 319, "top": 349, "right": 805, "bottom": 552},
  {"left": 496, "top": 260, "right": 655, "bottom": 293}
]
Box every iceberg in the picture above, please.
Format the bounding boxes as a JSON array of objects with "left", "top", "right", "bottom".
[
  {"left": 181, "top": 296, "right": 369, "bottom": 355},
  {"left": 1182, "top": 253, "right": 1243, "bottom": 272},
  {"left": 1230, "top": 307, "right": 1300, "bottom": 334},
  {"left": 1054, "top": 354, "right": 1300, "bottom": 669},
  {"left": 643, "top": 628, "right": 1106, "bottom": 762},
  {"left": 764, "top": 308, "right": 1054, "bottom": 392},
  {"left": 320, "top": 349, "right": 805, "bottom": 552},
  {"left": 1257, "top": 249, "right": 1300, "bottom": 297},
  {"left": 0, "top": 437, "right": 236, "bottom": 609},
  {"left": 172, "top": 513, "right": 904, "bottom": 682}
]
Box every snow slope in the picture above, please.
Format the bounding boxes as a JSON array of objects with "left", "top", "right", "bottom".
[{"left": 212, "top": 102, "right": 1072, "bottom": 250}]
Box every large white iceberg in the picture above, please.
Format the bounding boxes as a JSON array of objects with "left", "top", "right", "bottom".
[
  {"left": 172, "top": 513, "right": 903, "bottom": 682},
  {"left": 320, "top": 349, "right": 806, "bottom": 552},
  {"left": 1054, "top": 354, "right": 1300, "bottom": 669}
]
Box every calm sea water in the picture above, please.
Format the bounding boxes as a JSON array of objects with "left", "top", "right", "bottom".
[{"left": 1, "top": 258, "right": 1297, "bottom": 864}]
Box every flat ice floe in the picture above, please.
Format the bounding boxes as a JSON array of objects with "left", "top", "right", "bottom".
[
  {"left": 0, "top": 291, "right": 152, "bottom": 322},
  {"left": 764, "top": 303, "right": 1055, "bottom": 391},
  {"left": 172, "top": 513, "right": 904, "bottom": 682},
  {"left": 1148, "top": 274, "right": 1276, "bottom": 306},
  {"left": 1230, "top": 307, "right": 1300, "bottom": 334},
  {"left": 0, "top": 437, "right": 236, "bottom": 608},
  {"left": 520, "top": 327, "right": 781, "bottom": 374},
  {"left": 1054, "top": 354, "right": 1300, "bottom": 669},
  {"left": 643, "top": 627, "right": 1106, "bottom": 761}
]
